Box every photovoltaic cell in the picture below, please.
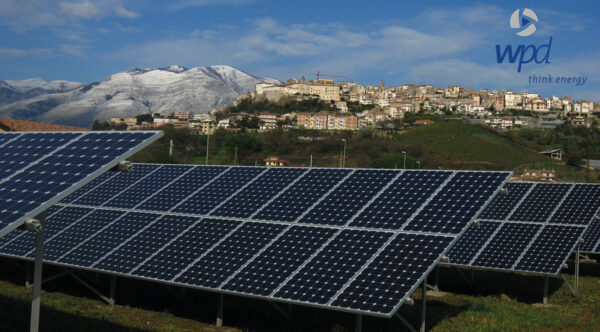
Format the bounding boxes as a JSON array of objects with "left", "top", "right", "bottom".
[
  {"left": 93, "top": 214, "right": 197, "bottom": 273},
  {"left": 36, "top": 208, "right": 124, "bottom": 261},
  {"left": 350, "top": 171, "right": 451, "bottom": 229},
  {"left": 514, "top": 225, "right": 585, "bottom": 274},
  {"left": 137, "top": 166, "right": 229, "bottom": 212},
  {"left": 479, "top": 182, "right": 533, "bottom": 220},
  {"left": 131, "top": 218, "right": 242, "bottom": 280},
  {"left": 508, "top": 183, "right": 571, "bottom": 222},
  {"left": 211, "top": 168, "right": 307, "bottom": 218},
  {"left": 299, "top": 170, "right": 398, "bottom": 226},
  {"left": 331, "top": 233, "right": 453, "bottom": 314},
  {"left": 0, "top": 206, "right": 88, "bottom": 257},
  {"left": 254, "top": 168, "right": 350, "bottom": 222},
  {"left": 58, "top": 212, "right": 162, "bottom": 267},
  {"left": 223, "top": 225, "right": 337, "bottom": 296},
  {"left": 175, "top": 222, "right": 286, "bottom": 288},
  {"left": 404, "top": 172, "right": 508, "bottom": 234},
  {"left": 103, "top": 165, "right": 191, "bottom": 209},
  {"left": 445, "top": 221, "right": 502, "bottom": 265},
  {"left": 472, "top": 222, "right": 541, "bottom": 269},
  {"left": 72, "top": 164, "right": 160, "bottom": 206},
  {"left": 581, "top": 221, "right": 600, "bottom": 252},
  {"left": 549, "top": 184, "right": 600, "bottom": 225},
  {"left": 173, "top": 167, "right": 265, "bottom": 215},
  {"left": 59, "top": 171, "right": 117, "bottom": 204},
  {"left": 274, "top": 230, "right": 391, "bottom": 304}
]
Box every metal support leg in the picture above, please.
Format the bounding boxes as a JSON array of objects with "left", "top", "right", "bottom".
[
  {"left": 216, "top": 294, "right": 224, "bottom": 327},
  {"left": 355, "top": 314, "right": 362, "bottom": 332},
  {"left": 433, "top": 266, "right": 440, "bottom": 292},
  {"left": 575, "top": 243, "right": 580, "bottom": 295},
  {"left": 30, "top": 214, "right": 46, "bottom": 332},
  {"left": 420, "top": 278, "right": 427, "bottom": 332},
  {"left": 109, "top": 276, "right": 116, "bottom": 306},
  {"left": 543, "top": 276, "right": 549, "bottom": 305},
  {"left": 26, "top": 262, "right": 33, "bottom": 288},
  {"left": 470, "top": 268, "right": 475, "bottom": 286}
]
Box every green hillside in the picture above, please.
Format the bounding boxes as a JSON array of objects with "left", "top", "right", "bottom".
[{"left": 398, "top": 121, "right": 547, "bottom": 169}]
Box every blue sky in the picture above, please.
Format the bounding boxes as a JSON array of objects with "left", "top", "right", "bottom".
[{"left": 1, "top": 0, "right": 598, "bottom": 100}]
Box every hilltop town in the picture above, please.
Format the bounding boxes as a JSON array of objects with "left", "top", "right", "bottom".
[{"left": 108, "top": 76, "right": 598, "bottom": 133}]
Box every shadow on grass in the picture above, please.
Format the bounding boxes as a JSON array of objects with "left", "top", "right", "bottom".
[
  {"left": 0, "top": 293, "right": 147, "bottom": 332},
  {"left": 434, "top": 264, "right": 595, "bottom": 304}
]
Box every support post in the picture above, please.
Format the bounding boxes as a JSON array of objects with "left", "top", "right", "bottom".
[
  {"left": 575, "top": 243, "right": 580, "bottom": 295},
  {"left": 30, "top": 212, "right": 46, "bottom": 332},
  {"left": 433, "top": 266, "right": 440, "bottom": 292},
  {"left": 25, "top": 262, "right": 33, "bottom": 288},
  {"left": 420, "top": 277, "right": 427, "bottom": 332},
  {"left": 216, "top": 294, "right": 224, "bottom": 327},
  {"left": 543, "top": 276, "right": 549, "bottom": 305},
  {"left": 355, "top": 314, "right": 362, "bottom": 332},
  {"left": 109, "top": 276, "right": 116, "bottom": 306}
]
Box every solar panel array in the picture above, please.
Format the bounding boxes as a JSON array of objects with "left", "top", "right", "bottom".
[
  {"left": 0, "top": 131, "right": 162, "bottom": 238},
  {"left": 446, "top": 182, "right": 600, "bottom": 275},
  {"left": 0, "top": 164, "right": 510, "bottom": 317}
]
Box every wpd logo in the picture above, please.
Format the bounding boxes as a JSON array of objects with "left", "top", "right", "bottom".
[
  {"left": 496, "top": 8, "right": 551, "bottom": 72},
  {"left": 510, "top": 8, "right": 538, "bottom": 36}
]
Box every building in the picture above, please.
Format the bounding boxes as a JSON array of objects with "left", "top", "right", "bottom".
[
  {"left": 264, "top": 156, "right": 289, "bottom": 166},
  {"left": 110, "top": 117, "right": 137, "bottom": 127},
  {"left": 258, "top": 113, "right": 279, "bottom": 130},
  {"left": 297, "top": 113, "right": 357, "bottom": 130},
  {"left": 524, "top": 99, "right": 548, "bottom": 112},
  {"left": 520, "top": 169, "right": 555, "bottom": 182},
  {"left": 540, "top": 148, "right": 563, "bottom": 160}
]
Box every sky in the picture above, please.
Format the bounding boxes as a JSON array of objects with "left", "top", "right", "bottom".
[{"left": 0, "top": 0, "right": 599, "bottom": 100}]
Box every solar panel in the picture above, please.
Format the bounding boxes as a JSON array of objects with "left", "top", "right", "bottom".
[
  {"left": 581, "top": 221, "right": 600, "bottom": 253},
  {"left": 447, "top": 182, "right": 600, "bottom": 275},
  {"left": 0, "top": 165, "right": 511, "bottom": 318},
  {"left": 0, "top": 131, "right": 162, "bottom": 238}
]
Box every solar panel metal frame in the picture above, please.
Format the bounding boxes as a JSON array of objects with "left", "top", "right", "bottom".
[
  {"left": 0, "top": 131, "right": 163, "bottom": 239},
  {"left": 0, "top": 165, "right": 512, "bottom": 318},
  {"left": 443, "top": 181, "right": 599, "bottom": 276}
]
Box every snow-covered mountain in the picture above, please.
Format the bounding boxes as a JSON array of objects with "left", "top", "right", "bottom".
[{"left": 0, "top": 65, "right": 280, "bottom": 128}]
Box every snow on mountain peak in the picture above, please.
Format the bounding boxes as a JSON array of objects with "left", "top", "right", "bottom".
[{"left": 0, "top": 65, "right": 282, "bottom": 128}]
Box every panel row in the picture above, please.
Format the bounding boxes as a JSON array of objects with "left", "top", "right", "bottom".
[
  {"left": 65, "top": 164, "right": 509, "bottom": 234},
  {"left": 0, "top": 131, "right": 160, "bottom": 237},
  {"left": 0, "top": 206, "right": 455, "bottom": 316}
]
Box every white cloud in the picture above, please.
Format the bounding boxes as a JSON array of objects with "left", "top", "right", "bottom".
[
  {"left": 59, "top": 1, "right": 100, "bottom": 19},
  {"left": 0, "top": 47, "right": 53, "bottom": 58},
  {"left": 168, "top": 0, "right": 253, "bottom": 11},
  {"left": 59, "top": 44, "right": 87, "bottom": 57},
  {"left": 115, "top": 6, "right": 140, "bottom": 19}
]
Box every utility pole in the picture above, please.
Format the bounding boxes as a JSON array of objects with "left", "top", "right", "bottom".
[
  {"left": 402, "top": 151, "right": 407, "bottom": 169},
  {"left": 234, "top": 145, "right": 238, "bottom": 166},
  {"left": 205, "top": 129, "right": 210, "bottom": 165},
  {"left": 310, "top": 155, "right": 313, "bottom": 168},
  {"left": 341, "top": 139, "right": 347, "bottom": 168},
  {"left": 169, "top": 139, "right": 173, "bottom": 158}
]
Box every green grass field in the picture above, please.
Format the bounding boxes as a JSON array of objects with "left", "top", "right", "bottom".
[{"left": 0, "top": 257, "right": 598, "bottom": 331}]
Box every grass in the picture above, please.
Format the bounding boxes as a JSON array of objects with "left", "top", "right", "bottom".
[{"left": 0, "top": 257, "right": 598, "bottom": 331}]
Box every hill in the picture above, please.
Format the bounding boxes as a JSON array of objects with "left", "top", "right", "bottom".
[{"left": 0, "top": 66, "right": 280, "bottom": 128}]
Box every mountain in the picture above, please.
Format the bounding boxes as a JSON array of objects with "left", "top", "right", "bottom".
[{"left": 0, "top": 65, "right": 280, "bottom": 128}]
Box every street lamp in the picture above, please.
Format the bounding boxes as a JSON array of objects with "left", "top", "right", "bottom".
[
  {"left": 341, "top": 139, "right": 347, "bottom": 168},
  {"left": 417, "top": 161, "right": 421, "bottom": 169},
  {"left": 401, "top": 151, "right": 407, "bottom": 169}
]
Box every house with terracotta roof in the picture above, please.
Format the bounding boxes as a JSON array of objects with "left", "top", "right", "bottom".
[{"left": 0, "top": 118, "right": 87, "bottom": 132}]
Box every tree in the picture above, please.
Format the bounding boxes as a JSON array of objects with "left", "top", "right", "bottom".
[
  {"left": 91, "top": 120, "right": 112, "bottom": 130},
  {"left": 136, "top": 113, "right": 154, "bottom": 124},
  {"left": 224, "top": 133, "right": 263, "bottom": 163},
  {"left": 566, "top": 152, "right": 583, "bottom": 166}
]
